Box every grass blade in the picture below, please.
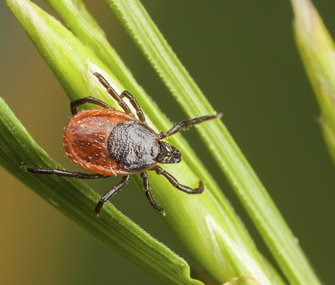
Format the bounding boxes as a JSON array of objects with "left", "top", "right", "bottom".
[
  {"left": 104, "top": 0, "right": 321, "bottom": 283},
  {"left": 292, "top": 0, "right": 335, "bottom": 166}
]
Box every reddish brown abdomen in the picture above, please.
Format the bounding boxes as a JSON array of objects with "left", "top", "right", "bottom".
[{"left": 64, "top": 109, "right": 137, "bottom": 176}]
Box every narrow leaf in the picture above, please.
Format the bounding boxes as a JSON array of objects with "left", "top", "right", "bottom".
[
  {"left": 104, "top": 0, "right": 321, "bottom": 283},
  {"left": 292, "top": 0, "right": 335, "bottom": 166}
]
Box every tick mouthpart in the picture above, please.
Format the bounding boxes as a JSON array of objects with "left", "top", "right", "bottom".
[{"left": 156, "top": 141, "right": 182, "bottom": 164}]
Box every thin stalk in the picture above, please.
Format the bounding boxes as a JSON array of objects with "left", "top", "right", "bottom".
[
  {"left": 291, "top": 0, "right": 335, "bottom": 166},
  {"left": 104, "top": 0, "right": 321, "bottom": 284}
]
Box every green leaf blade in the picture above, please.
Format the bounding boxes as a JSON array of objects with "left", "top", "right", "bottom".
[
  {"left": 104, "top": 0, "right": 321, "bottom": 283},
  {"left": 292, "top": 0, "right": 335, "bottom": 166}
]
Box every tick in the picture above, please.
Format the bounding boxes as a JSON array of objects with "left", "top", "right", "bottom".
[{"left": 22, "top": 72, "right": 221, "bottom": 216}]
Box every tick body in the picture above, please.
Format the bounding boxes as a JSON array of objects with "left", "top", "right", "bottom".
[
  {"left": 23, "top": 73, "right": 221, "bottom": 216},
  {"left": 64, "top": 109, "right": 159, "bottom": 176}
]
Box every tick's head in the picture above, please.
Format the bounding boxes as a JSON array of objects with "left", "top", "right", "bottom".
[{"left": 156, "top": 141, "right": 181, "bottom": 164}]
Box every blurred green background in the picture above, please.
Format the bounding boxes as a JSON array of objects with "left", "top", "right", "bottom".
[{"left": 1, "top": 1, "right": 334, "bottom": 284}]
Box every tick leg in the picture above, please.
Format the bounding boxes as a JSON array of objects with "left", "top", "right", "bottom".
[
  {"left": 70, "top": 97, "right": 114, "bottom": 115},
  {"left": 21, "top": 166, "right": 110, "bottom": 179},
  {"left": 93, "top": 72, "right": 133, "bottom": 116},
  {"left": 121, "top": 91, "right": 146, "bottom": 123},
  {"left": 151, "top": 166, "right": 204, "bottom": 194},
  {"left": 140, "top": 172, "right": 164, "bottom": 213},
  {"left": 95, "top": 175, "right": 131, "bottom": 216},
  {"left": 158, "top": 113, "right": 222, "bottom": 140}
]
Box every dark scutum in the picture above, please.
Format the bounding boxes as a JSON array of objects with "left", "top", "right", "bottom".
[{"left": 108, "top": 121, "right": 160, "bottom": 171}]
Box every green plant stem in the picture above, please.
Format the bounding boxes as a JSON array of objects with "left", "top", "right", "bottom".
[
  {"left": 291, "top": 0, "right": 335, "bottom": 166},
  {"left": 0, "top": 97, "right": 202, "bottom": 285},
  {"left": 105, "top": 0, "right": 321, "bottom": 283}
]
